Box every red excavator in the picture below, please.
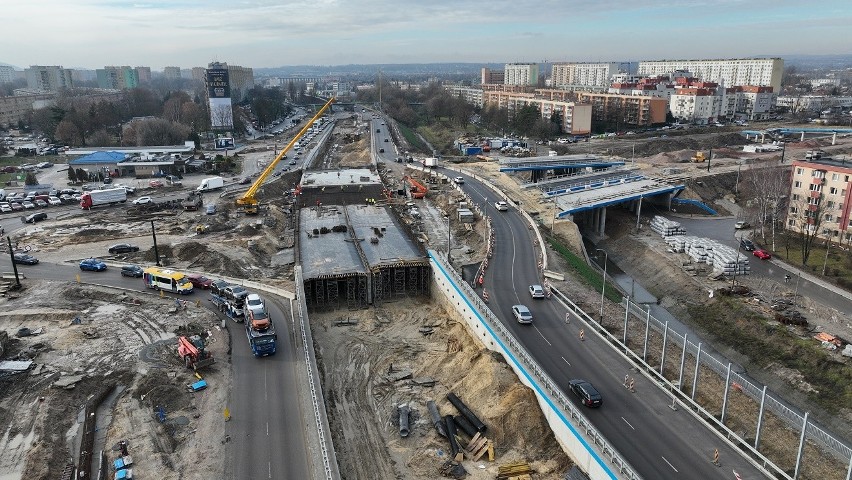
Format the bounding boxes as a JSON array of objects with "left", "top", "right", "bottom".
[
  {"left": 177, "top": 335, "right": 215, "bottom": 370},
  {"left": 403, "top": 176, "right": 428, "bottom": 199}
]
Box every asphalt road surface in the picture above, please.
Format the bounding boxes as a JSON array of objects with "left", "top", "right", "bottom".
[{"left": 453, "top": 170, "right": 767, "bottom": 479}]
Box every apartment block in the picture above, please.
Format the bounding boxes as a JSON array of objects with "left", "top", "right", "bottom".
[
  {"left": 788, "top": 158, "right": 852, "bottom": 243},
  {"left": 0, "top": 92, "right": 55, "bottom": 128},
  {"left": 0, "top": 65, "right": 15, "bottom": 84},
  {"left": 482, "top": 90, "right": 591, "bottom": 135},
  {"left": 638, "top": 58, "right": 783, "bottom": 92},
  {"left": 504, "top": 63, "right": 539, "bottom": 86},
  {"left": 480, "top": 67, "right": 504, "bottom": 85},
  {"left": 551, "top": 62, "right": 620, "bottom": 88},
  {"left": 574, "top": 92, "right": 668, "bottom": 127},
  {"left": 669, "top": 84, "right": 725, "bottom": 124},
  {"left": 191, "top": 67, "right": 206, "bottom": 82},
  {"left": 445, "top": 85, "right": 484, "bottom": 107},
  {"left": 96, "top": 66, "right": 139, "bottom": 90},
  {"left": 135, "top": 66, "right": 152, "bottom": 84},
  {"left": 225, "top": 64, "right": 255, "bottom": 102},
  {"left": 163, "top": 66, "right": 182, "bottom": 79},
  {"left": 24, "top": 65, "right": 73, "bottom": 92}
]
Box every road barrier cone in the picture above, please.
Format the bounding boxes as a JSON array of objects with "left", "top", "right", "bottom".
[
  {"left": 712, "top": 448, "right": 720, "bottom": 467},
  {"left": 579, "top": 329, "right": 585, "bottom": 341},
  {"left": 629, "top": 378, "right": 635, "bottom": 393}
]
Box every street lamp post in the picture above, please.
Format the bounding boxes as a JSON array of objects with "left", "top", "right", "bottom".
[{"left": 596, "top": 249, "right": 608, "bottom": 321}]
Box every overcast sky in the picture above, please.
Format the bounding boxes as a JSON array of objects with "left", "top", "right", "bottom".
[{"left": 4, "top": 0, "right": 851, "bottom": 70}]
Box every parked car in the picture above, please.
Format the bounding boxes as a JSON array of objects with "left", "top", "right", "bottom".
[
  {"left": 511, "top": 304, "right": 533, "bottom": 324},
  {"left": 753, "top": 249, "right": 772, "bottom": 260},
  {"left": 22, "top": 212, "right": 47, "bottom": 223},
  {"left": 120, "top": 265, "right": 144, "bottom": 277},
  {"left": 495, "top": 201, "right": 509, "bottom": 211},
  {"left": 739, "top": 238, "right": 756, "bottom": 251},
  {"left": 384, "top": 138, "right": 389, "bottom": 142},
  {"left": 79, "top": 258, "right": 107, "bottom": 271},
  {"left": 568, "top": 379, "right": 603, "bottom": 408},
  {"left": 734, "top": 220, "right": 751, "bottom": 230},
  {"left": 13, "top": 253, "right": 39, "bottom": 265},
  {"left": 108, "top": 243, "right": 140, "bottom": 254},
  {"left": 22, "top": 201, "right": 35, "bottom": 209},
  {"left": 149, "top": 180, "right": 163, "bottom": 188},
  {"left": 205, "top": 204, "right": 216, "bottom": 215},
  {"left": 0, "top": 203, "right": 11, "bottom": 213},
  {"left": 528, "top": 284, "right": 545, "bottom": 298},
  {"left": 186, "top": 273, "right": 214, "bottom": 289},
  {"left": 48, "top": 196, "right": 62, "bottom": 206},
  {"left": 10, "top": 203, "right": 23, "bottom": 211},
  {"left": 239, "top": 177, "right": 251, "bottom": 185},
  {"left": 378, "top": 148, "right": 384, "bottom": 153},
  {"left": 34, "top": 199, "right": 48, "bottom": 208},
  {"left": 133, "top": 196, "right": 153, "bottom": 205}
]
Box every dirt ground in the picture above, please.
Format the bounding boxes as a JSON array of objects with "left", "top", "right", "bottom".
[
  {"left": 312, "top": 299, "right": 571, "bottom": 480},
  {"left": 0, "top": 281, "right": 228, "bottom": 480}
]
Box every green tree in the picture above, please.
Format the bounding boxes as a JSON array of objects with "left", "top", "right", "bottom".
[
  {"left": 68, "top": 166, "right": 78, "bottom": 183},
  {"left": 24, "top": 172, "right": 38, "bottom": 186}
]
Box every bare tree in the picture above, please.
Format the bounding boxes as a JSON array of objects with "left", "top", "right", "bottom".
[
  {"left": 787, "top": 192, "right": 828, "bottom": 266},
  {"left": 739, "top": 161, "right": 791, "bottom": 250}
]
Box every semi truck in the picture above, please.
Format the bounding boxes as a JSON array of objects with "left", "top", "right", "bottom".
[
  {"left": 210, "top": 280, "right": 247, "bottom": 321},
  {"left": 197, "top": 176, "right": 224, "bottom": 192},
  {"left": 79, "top": 188, "right": 127, "bottom": 209},
  {"left": 245, "top": 308, "right": 277, "bottom": 356}
]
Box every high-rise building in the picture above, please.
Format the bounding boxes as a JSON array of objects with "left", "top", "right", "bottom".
[
  {"left": 551, "top": 62, "right": 621, "bottom": 88},
  {"left": 0, "top": 65, "right": 15, "bottom": 84},
  {"left": 163, "top": 66, "right": 181, "bottom": 80},
  {"left": 638, "top": 58, "right": 784, "bottom": 92},
  {"left": 480, "top": 67, "right": 504, "bottom": 85},
  {"left": 96, "top": 66, "right": 139, "bottom": 90},
  {"left": 206, "top": 62, "right": 233, "bottom": 131},
  {"left": 504, "top": 63, "right": 539, "bottom": 86},
  {"left": 135, "top": 66, "right": 151, "bottom": 84},
  {"left": 225, "top": 64, "right": 254, "bottom": 102},
  {"left": 24, "top": 65, "right": 73, "bottom": 92},
  {"left": 191, "top": 67, "right": 206, "bottom": 82}
]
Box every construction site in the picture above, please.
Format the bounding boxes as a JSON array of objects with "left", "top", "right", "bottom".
[{"left": 2, "top": 109, "right": 852, "bottom": 480}]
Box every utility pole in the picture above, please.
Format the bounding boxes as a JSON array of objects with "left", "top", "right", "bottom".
[
  {"left": 151, "top": 220, "right": 161, "bottom": 267},
  {"left": 596, "top": 249, "right": 608, "bottom": 321},
  {"left": 706, "top": 148, "right": 712, "bottom": 172}
]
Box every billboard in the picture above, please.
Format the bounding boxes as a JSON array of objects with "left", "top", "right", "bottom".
[
  {"left": 215, "top": 137, "right": 235, "bottom": 149},
  {"left": 206, "top": 68, "right": 231, "bottom": 98},
  {"left": 208, "top": 97, "right": 233, "bottom": 130}
]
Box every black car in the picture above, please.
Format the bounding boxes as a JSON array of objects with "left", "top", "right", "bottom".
[
  {"left": 108, "top": 243, "right": 140, "bottom": 254},
  {"left": 22, "top": 212, "right": 47, "bottom": 224},
  {"left": 739, "top": 238, "right": 756, "bottom": 251},
  {"left": 568, "top": 379, "right": 602, "bottom": 408},
  {"left": 13, "top": 253, "right": 39, "bottom": 265},
  {"left": 120, "top": 265, "right": 144, "bottom": 277}
]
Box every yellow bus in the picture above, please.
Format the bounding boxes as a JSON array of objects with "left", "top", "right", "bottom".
[{"left": 142, "top": 267, "right": 194, "bottom": 295}]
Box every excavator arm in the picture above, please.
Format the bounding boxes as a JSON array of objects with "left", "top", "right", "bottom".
[{"left": 236, "top": 97, "right": 335, "bottom": 213}]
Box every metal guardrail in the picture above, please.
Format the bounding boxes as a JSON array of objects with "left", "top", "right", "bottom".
[
  {"left": 621, "top": 299, "right": 852, "bottom": 469},
  {"left": 430, "top": 251, "right": 639, "bottom": 480}
]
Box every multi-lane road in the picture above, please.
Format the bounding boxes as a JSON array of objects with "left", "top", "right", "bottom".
[{"left": 452, "top": 170, "right": 767, "bottom": 479}]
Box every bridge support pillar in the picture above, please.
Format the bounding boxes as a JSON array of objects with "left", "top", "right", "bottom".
[{"left": 598, "top": 206, "right": 607, "bottom": 237}]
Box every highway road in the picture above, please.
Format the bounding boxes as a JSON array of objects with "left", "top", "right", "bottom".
[
  {"left": 0, "top": 256, "right": 314, "bottom": 480},
  {"left": 452, "top": 170, "right": 767, "bottom": 479}
]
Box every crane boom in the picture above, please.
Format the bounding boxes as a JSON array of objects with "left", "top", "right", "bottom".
[{"left": 236, "top": 97, "right": 335, "bottom": 213}]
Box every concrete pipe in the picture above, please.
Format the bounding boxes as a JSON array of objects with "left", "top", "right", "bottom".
[
  {"left": 447, "top": 392, "right": 486, "bottom": 433},
  {"left": 427, "top": 400, "right": 446, "bottom": 437},
  {"left": 398, "top": 404, "right": 410, "bottom": 437}
]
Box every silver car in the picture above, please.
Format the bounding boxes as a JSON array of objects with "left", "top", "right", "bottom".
[{"left": 512, "top": 304, "right": 533, "bottom": 324}]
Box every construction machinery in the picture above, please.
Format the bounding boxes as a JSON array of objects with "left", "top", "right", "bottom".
[
  {"left": 691, "top": 151, "right": 707, "bottom": 163},
  {"left": 403, "top": 175, "right": 428, "bottom": 199},
  {"left": 177, "top": 335, "right": 215, "bottom": 370},
  {"left": 182, "top": 191, "right": 203, "bottom": 211},
  {"left": 237, "top": 97, "right": 335, "bottom": 214}
]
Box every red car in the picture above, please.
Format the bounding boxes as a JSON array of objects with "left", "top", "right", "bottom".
[
  {"left": 186, "top": 273, "right": 213, "bottom": 289},
  {"left": 753, "top": 249, "right": 772, "bottom": 260},
  {"left": 149, "top": 180, "right": 164, "bottom": 188}
]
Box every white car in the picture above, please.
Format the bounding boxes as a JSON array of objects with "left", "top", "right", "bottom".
[
  {"left": 0, "top": 203, "right": 11, "bottom": 213},
  {"left": 114, "top": 184, "right": 135, "bottom": 194},
  {"left": 453, "top": 177, "right": 465, "bottom": 184},
  {"left": 511, "top": 305, "right": 533, "bottom": 324},
  {"left": 245, "top": 293, "right": 265, "bottom": 315},
  {"left": 529, "top": 285, "right": 545, "bottom": 298},
  {"left": 495, "top": 201, "right": 509, "bottom": 211},
  {"left": 133, "top": 196, "right": 153, "bottom": 205},
  {"left": 48, "top": 196, "right": 62, "bottom": 206}
]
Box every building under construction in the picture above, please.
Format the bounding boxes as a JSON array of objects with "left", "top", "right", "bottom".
[{"left": 298, "top": 169, "right": 431, "bottom": 310}]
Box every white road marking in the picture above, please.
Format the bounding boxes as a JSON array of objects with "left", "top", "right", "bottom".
[
  {"left": 268, "top": 461, "right": 272, "bottom": 478},
  {"left": 661, "top": 456, "right": 678, "bottom": 472},
  {"left": 621, "top": 416, "right": 635, "bottom": 430},
  {"left": 534, "top": 325, "right": 551, "bottom": 345},
  {"left": 561, "top": 356, "right": 570, "bottom": 367},
  {"left": 266, "top": 422, "right": 269, "bottom": 436}
]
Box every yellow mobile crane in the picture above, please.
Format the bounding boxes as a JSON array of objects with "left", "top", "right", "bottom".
[{"left": 236, "top": 97, "right": 335, "bottom": 214}]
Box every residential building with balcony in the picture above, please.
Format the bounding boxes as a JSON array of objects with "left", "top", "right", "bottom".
[
  {"left": 24, "top": 65, "right": 73, "bottom": 92},
  {"left": 96, "top": 66, "right": 139, "bottom": 90},
  {"left": 668, "top": 82, "right": 726, "bottom": 124},
  {"left": 0, "top": 92, "right": 55, "bottom": 128},
  {"left": 163, "top": 66, "right": 182, "bottom": 79},
  {"left": 504, "top": 63, "right": 539, "bottom": 86},
  {"left": 446, "top": 85, "right": 484, "bottom": 107},
  {"left": 482, "top": 90, "right": 591, "bottom": 135},
  {"left": 480, "top": 67, "right": 504, "bottom": 85},
  {"left": 788, "top": 158, "right": 852, "bottom": 243},
  {"left": 574, "top": 92, "right": 668, "bottom": 128},
  {"left": 0, "top": 65, "right": 16, "bottom": 84}
]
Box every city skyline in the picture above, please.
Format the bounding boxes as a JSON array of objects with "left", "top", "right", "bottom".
[{"left": 4, "top": 0, "right": 852, "bottom": 70}]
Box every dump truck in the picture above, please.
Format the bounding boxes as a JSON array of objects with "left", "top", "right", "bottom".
[
  {"left": 197, "top": 176, "right": 224, "bottom": 192},
  {"left": 79, "top": 188, "right": 127, "bottom": 209},
  {"left": 177, "top": 335, "right": 215, "bottom": 369}
]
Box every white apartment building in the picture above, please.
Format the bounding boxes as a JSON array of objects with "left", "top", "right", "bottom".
[
  {"left": 789, "top": 159, "right": 852, "bottom": 242},
  {"left": 669, "top": 85, "right": 726, "bottom": 124},
  {"left": 552, "top": 62, "right": 620, "bottom": 88},
  {"left": 24, "top": 65, "right": 73, "bottom": 92},
  {"left": 504, "top": 63, "right": 539, "bottom": 86},
  {"left": 638, "top": 58, "right": 784, "bottom": 92},
  {"left": 0, "top": 65, "right": 15, "bottom": 84},
  {"left": 445, "top": 85, "right": 484, "bottom": 107},
  {"left": 776, "top": 95, "right": 852, "bottom": 113}
]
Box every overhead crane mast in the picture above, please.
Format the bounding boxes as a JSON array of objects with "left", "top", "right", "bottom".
[{"left": 236, "top": 97, "right": 335, "bottom": 214}]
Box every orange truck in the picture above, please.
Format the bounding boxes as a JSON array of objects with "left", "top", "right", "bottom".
[{"left": 177, "top": 335, "right": 215, "bottom": 370}]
